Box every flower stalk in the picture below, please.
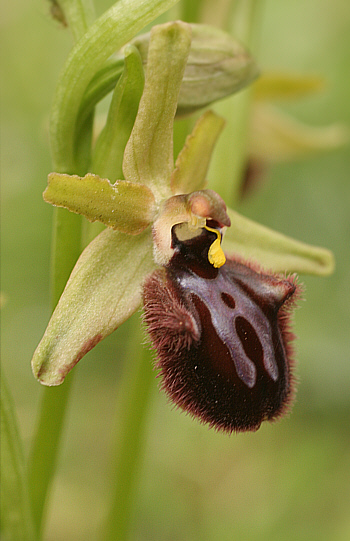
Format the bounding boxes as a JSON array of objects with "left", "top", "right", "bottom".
[{"left": 208, "top": 0, "right": 263, "bottom": 206}]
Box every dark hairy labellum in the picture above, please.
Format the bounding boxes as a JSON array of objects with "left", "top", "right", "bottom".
[{"left": 143, "top": 227, "right": 301, "bottom": 433}]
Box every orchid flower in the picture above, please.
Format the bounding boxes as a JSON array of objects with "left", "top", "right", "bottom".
[{"left": 31, "top": 21, "right": 334, "bottom": 432}]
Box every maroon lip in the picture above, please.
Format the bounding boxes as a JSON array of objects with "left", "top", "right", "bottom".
[{"left": 143, "top": 227, "right": 301, "bottom": 433}]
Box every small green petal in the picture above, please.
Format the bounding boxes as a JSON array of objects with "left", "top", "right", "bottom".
[
  {"left": 44, "top": 173, "right": 157, "bottom": 235},
  {"left": 123, "top": 21, "right": 192, "bottom": 200},
  {"left": 31, "top": 228, "right": 156, "bottom": 386},
  {"left": 171, "top": 110, "right": 225, "bottom": 194},
  {"left": 253, "top": 72, "right": 325, "bottom": 101},
  {"left": 223, "top": 208, "right": 335, "bottom": 276},
  {"left": 250, "top": 104, "right": 349, "bottom": 162},
  {"left": 92, "top": 45, "right": 145, "bottom": 181}
]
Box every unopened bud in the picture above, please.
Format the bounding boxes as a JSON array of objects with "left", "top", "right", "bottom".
[{"left": 132, "top": 23, "right": 259, "bottom": 116}]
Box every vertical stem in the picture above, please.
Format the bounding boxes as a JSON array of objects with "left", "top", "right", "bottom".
[
  {"left": 27, "top": 206, "right": 83, "bottom": 537},
  {"left": 28, "top": 211, "right": 82, "bottom": 537},
  {"left": 27, "top": 2, "right": 94, "bottom": 536},
  {"left": 102, "top": 318, "right": 155, "bottom": 541},
  {"left": 27, "top": 375, "right": 74, "bottom": 537},
  {"left": 209, "top": 90, "right": 252, "bottom": 206},
  {"left": 208, "top": 0, "right": 263, "bottom": 208}
]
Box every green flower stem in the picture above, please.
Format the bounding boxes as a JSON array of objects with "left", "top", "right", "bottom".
[
  {"left": 50, "top": 0, "right": 181, "bottom": 174},
  {"left": 26, "top": 125, "right": 83, "bottom": 540},
  {"left": 27, "top": 375, "right": 74, "bottom": 537},
  {"left": 50, "top": 210, "right": 84, "bottom": 308},
  {"left": 27, "top": 2, "right": 94, "bottom": 536},
  {"left": 229, "top": 0, "right": 262, "bottom": 43},
  {"left": 103, "top": 317, "right": 155, "bottom": 541},
  {"left": 208, "top": 0, "right": 262, "bottom": 208},
  {"left": 210, "top": 91, "right": 251, "bottom": 206}
]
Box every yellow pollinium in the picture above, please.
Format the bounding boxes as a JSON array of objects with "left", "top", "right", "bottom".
[{"left": 204, "top": 226, "right": 226, "bottom": 268}]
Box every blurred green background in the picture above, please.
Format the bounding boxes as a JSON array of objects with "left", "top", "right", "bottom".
[{"left": 1, "top": 1, "right": 350, "bottom": 540}]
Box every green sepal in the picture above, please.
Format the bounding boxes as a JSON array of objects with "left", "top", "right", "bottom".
[
  {"left": 250, "top": 104, "right": 349, "bottom": 162},
  {"left": 31, "top": 228, "right": 156, "bottom": 386},
  {"left": 92, "top": 45, "right": 145, "bottom": 181},
  {"left": 223, "top": 208, "right": 335, "bottom": 276},
  {"left": 171, "top": 110, "right": 225, "bottom": 194},
  {"left": 44, "top": 173, "right": 157, "bottom": 235},
  {"left": 123, "top": 21, "right": 192, "bottom": 200}
]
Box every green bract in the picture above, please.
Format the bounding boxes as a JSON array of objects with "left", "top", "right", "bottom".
[{"left": 32, "top": 21, "right": 335, "bottom": 387}]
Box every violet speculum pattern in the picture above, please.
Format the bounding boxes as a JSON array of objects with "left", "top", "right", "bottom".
[{"left": 32, "top": 21, "right": 334, "bottom": 433}]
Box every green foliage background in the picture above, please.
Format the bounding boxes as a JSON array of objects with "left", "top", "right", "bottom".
[{"left": 2, "top": 0, "right": 350, "bottom": 539}]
